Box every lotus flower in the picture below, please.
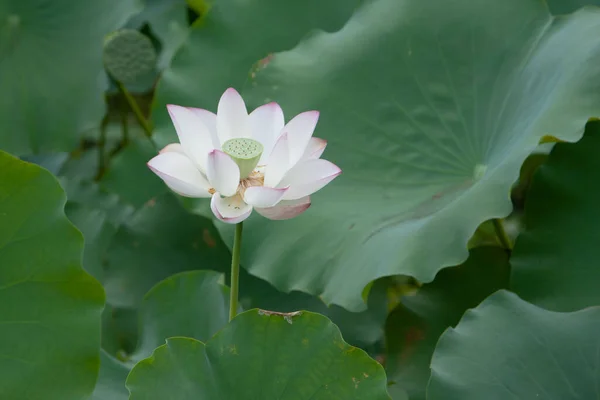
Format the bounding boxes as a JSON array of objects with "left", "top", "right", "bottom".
[{"left": 147, "top": 88, "right": 341, "bottom": 224}]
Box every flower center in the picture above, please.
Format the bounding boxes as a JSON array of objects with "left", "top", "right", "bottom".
[{"left": 222, "top": 138, "right": 263, "bottom": 179}]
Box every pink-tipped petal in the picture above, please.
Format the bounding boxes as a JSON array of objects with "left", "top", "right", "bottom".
[
  {"left": 188, "top": 108, "right": 220, "bottom": 148},
  {"left": 283, "top": 111, "right": 320, "bottom": 166},
  {"left": 264, "top": 132, "right": 290, "bottom": 188},
  {"left": 216, "top": 88, "right": 249, "bottom": 143},
  {"left": 167, "top": 104, "right": 216, "bottom": 171},
  {"left": 206, "top": 150, "right": 240, "bottom": 197},
  {"left": 300, "top": 137, "right": 327, "bottom": 161},
  {"left": 248, "top": 102, "right": 284, "bottom": 164},
  {"left": 210, "top": 193, "right": 252, "bottom": 224},
  {"left": 279, "top": 159, "right": 341, "bottom": 200},
  {"left": 147, "top": 152, "right": 211, "bottom": 198},
  {"left": 255, "top": 196, "right": 311, "bottom": 220},
  {"left": 243, "top": 186, "right": 288, "bottom": 208},
  {"left": 159, "top": 143, "right": 185, "bottom": 154}
]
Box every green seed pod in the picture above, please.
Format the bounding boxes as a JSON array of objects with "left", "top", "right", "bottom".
[
  {"left": 103, "top": 29, "right": 157, "bottom": 84},
  {"left": 222, "top": 138, "right": 264, "bottom": 179}
]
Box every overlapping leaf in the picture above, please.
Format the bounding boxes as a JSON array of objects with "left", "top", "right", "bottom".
[
  {"left": 511, "top": 121, "right": 600, "bottom": 311},
  {"left": 102, "top": 194, "right": 229, "bottom": 308},
  {"left": 233, "top": 0, "right": 600, "bottom": 310},
  {"left": 61, "top": 179, "right": 134, "bottom": 280},
  {"left": 92, "top": 270, "right": 233, "bottom": 399},
  {"left": 0, "top": 151, "right": 105, "bottom": 399},
  {"left": 428, "top": 290, "right": 600, "bottom": 399},
  {"left": 385, "top": 247, "right": 509, "bottom": 400}
]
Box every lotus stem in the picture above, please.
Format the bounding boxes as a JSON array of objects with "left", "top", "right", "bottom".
[
  {"left": 116, "top": 81, "right": 155, "bottom": 148},
  {"left": 229, "top": 222, "right": 243, "bottom": 321}
]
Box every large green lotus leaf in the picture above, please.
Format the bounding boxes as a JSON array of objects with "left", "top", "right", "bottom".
[
  {"left": 385, "top": 247, "right": 509, "bottom": 400},
  {"left": 0, "top": 0, "right": 142, "bottom": 154},
  {"left": 511, "top": 121, "right": 600, "bottom": 311},
  {"left": 428, "top": 290, "right": 600, "bottom": 399},
  {"left": 127, "top": 310, "right": 391, "bottom": 399},
  {"left": 150, "top": 0, "right": 359, "bottom": 147},
  {"left": 0, "top": 151, "right": 105, "bottom": 399},
  {"left": 92, "top": 270, "right": 232, "bottom": 399},
  {"left": 237, "top": 0, "right": 600, "bottom": 310}
]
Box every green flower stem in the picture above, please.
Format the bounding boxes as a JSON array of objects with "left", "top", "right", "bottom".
[
  {"left": 492, "top": 218, "right": 513, "bottom": 251},
  {"left": 229, "top": 222, "right": 243, "bottom": 321},
  {"left": 116, "top": 80, "right": 155, "bottom": 148}
]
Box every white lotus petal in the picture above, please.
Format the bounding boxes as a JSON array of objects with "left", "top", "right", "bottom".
[
  {"left": 189, "top": 108, "right": 220, "bottom": 148},
  {"left": 243, "top": 186, "right": 288, "bottom": 208},
  {"left": 283, "top": 111, "right": 320, "bottom": 166},
  {"left": 206, "top": 150, "right": 240, "bottom": 197},
  {"left": 248, "top": 102, "right": 285, "bottom": 164},
  {"left": 211, "top": 193, "right": 252, "bottom": 224},
  {"left": 279, "top": 159, "right": 341, "bottom": 200},
  {"left": 159, "top": 143, "right": 185, "bottom": 154},
  {"left": 255, "top": 196, "right": 311, "bottom": 220},
  {"left": 216, "top": 87, "right": 249, "bottom": 143},
  {"left": 264, "top": 132, "right": 290, "bottom": 188},
  {"left": 299, "top": 137, "right": 327, "bottom": 162},
  {"left": 167, "top": 104, "right": 216, "bottom": 171},
  {"left": 147, "top": 152, "right": 211, "bottom": 198}
]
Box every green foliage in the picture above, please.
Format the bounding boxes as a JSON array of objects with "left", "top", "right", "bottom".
[
  {"left": 151, "top": 0, "right": 360, "bottom": 147},
  {"left": 511, "top": 121, "right": 600, "bottom": 311},
  {"left": 385, "top": 247, "right": 510, "bottom": 399},
  {"left": 126, "top": 0, "right": 199, "bottom": 68},
  {"left": 546, "top": 0, "right": 600, "bottom": 14},
  {"left": 4, "top": 0, "right": 600, "bottom": 397},
  {"left": 132, "top": 270, "right": 234, "bottom": 360},
  {"left": 92, "top": 270, "right": 232, "bottom": 398},
  {"left": 0, "top": 0, "right": 142, "bottom": 154},
  {"left": 127, "top": 310, "right": 391, "bottom": 399},
  {"left": 428, "top": 290, "right": 600, "bottom": 399},
  {"left": 0, "top": 151, "right": 105, "bottom": 399}
]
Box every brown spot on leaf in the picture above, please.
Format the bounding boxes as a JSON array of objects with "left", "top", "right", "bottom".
[
  {"left": 145, "top": 198, "right": 156, "bottom": 207},
  {"left": 400, "top": 326, "right": 426, "bottom": 362},
  {"left": 258, "top": 310, "right": 302, "bottom": 318},
  {"left": 258, "top": 53, "right": 274, "bottom": 68},
  {"left": 203, "top": 228, "right": 216, "bottom": 248}
]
